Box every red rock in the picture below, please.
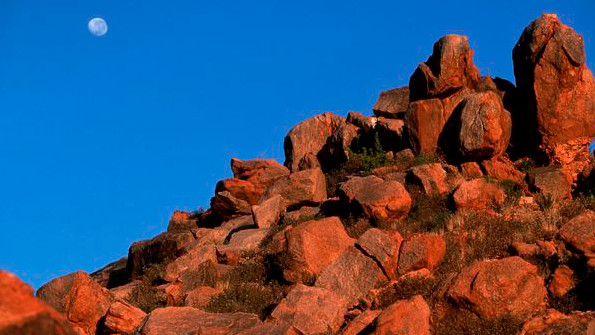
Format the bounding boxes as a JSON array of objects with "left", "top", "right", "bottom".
[
  {"left": 252, "top": 194, "right": 285, "bottom": 228},
  {"left": 166, "top": 210, "right": 197, "bottom": 233},
  {"left": 447, "top": 256, "right": 547, "bottom": 320},
  {"left": 314, "top": 247, "right": 387, "bottom": 307},
  {"left": 126, "top": 232, "right": 195, "bottom": 279},
  {"left": 347, "top": 111, "right": 375, "bottom": 131},
  {"left": 372, "top": 295, "right": 431, "bottom": 335},
  {"left": 410, "top": 35, "right": 480, "bottom": 101},
  {"left": 326, "top": 121, "right": 360, "bottom": 163},
  {"left": 210, "top": 190, "right": 252, "bottom": 219},
  {"left": 263, "top": 168, "right": 327, "bottom": 209},
  {"left": 449, "top": 91, "right": 512, "bottom": 161},
  {"left": 452, "top": 178, "right": 506, "bottom": 210},
  {"left": 90, "top": 257, "right": 128, "bottom": 288},
  {"left": 356, "top": 228, "right": 403, "bottom": 279},
  {"left": 352, "top": 180, "right": 411, "bottom": 222},
  {"left": 283, "top": 206, "right": 320, "bottom": 223},
  {"left": 36, "top": 271, "right": 112, "bottom": 335},
  {"left": 548, "top": 265, "right": 575, "bottom": 298},
  {"left": 184, "top": 286, "right": 222, "bottom": 309},
  {"left": 513, "top": 14, "right": 595, "bottom": 161},
  {"left": 281, "top": 217, "right": 354, "bottom": 283},
  {"left": 373, "top": 86, "right": 410, "bottom": 119},
  {"left": 215, "top": 178, "right": 262, "bottom": 206},
  {"left": 559, "top": 211, "right": 595, "bottom": 269},
  {"left": 283, "top": 112, "right": 346, "bottom": 172},
  {"left": 231, "top": 158, "right": 290, "bottom": 191},
  {"left": 0, "top": 271, "right": 78, "bottom": 335},
  {"left": 138, "top": 307, "right": 261, "bottom": 335},
  {"left": 520, "top": 310, "right": 595, "bottom": 335},
  {"left": 103, "top": 300, "right": 146, "bottom": 335},
  {"left": 459, "top": 162, "right": 483, "bottom": 179},
  {"left": 408, "top": 163, "right": 450, "bottom": 195},
  {"left": 397, "top": 234, "right": 446, "bottom": 275},
  {"left": 527, "top": 165, "right": 572, "bottom": 201},
  {"left": 270, "top": 284, "right": 348, "bottom": 335},
  {"left": 216, "top": 228, "right": 269, "bottom": 265},
  {"left": 406, "top": 98, "right": 445, "bottom": 155},
  {"left": 342, "top": 309, "right": 381, "bottom": 335},
  {"left": 376, "top": 117, "right": 406, "bottom": 152},
  {"left": 109, "top": 281, "right": 141, "bottom": 301},
  {"left": 236, "top": 320, "right": 301, "bottom": 335},
  {"left": 162, "top": 242, "right": 217, "bottom": 282},
  {"left": 480, "top": 156, "right": 525, "bottom": 183},
  {"left": 339, "top": 175, "right": 384, "bottom": 202}
]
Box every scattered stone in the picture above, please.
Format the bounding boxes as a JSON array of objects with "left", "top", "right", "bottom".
[
  {"left": 372, "top": 295, "right": 431, "bottom": 335},
  {"left": 283, "top": 206, "right": 320, "bottom": 223},
  {"left": 459, "top": 162, "right": 483, "bottom": 179},
  {"left": 398, "top": 234, "right": 446, "bottom": 275},
  {"left": 216, "top": 228, "right": 270, "bottom": 265},
  {"left": 231, "top": 158, "right": 290, "bottom": 192},
  {"left": 548, "top": 265, "right": 575, "bottom": 298},
  {"left": 520, "top": 309, "right": 595, "bottom": 335},
  {"left": 342, "top": 309, "right": 382, "bottom": 335},
  {"left": 352, "top": 180, "right": 412, "bottom": 222},
  {"left": 480, "top": 156, "right": 525, "bottom": 183},
  {"left": 184, "top": 286, "right": 222, "bottom": 309},
  {"left": 339, "top": 175, "right": 384, "bottom": 202},
  {"left": 163, "top": 242, "right": 217, "bottom": 282},
  {"left": 252, "top": 194, "right": 285, "bottom": 228},
  {"left": 452, "top": 178, "right": 506, "bottom": 210},
  {"left": 126, "top": 232, "right": 195, "bottom": 279}
]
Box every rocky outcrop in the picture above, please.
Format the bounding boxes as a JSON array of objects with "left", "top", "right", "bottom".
[
  {"left": 262, "top": 168, "right": 327, "bottom": 209},
  {"left": 356, "top": 228, "right": 402, "bottom": 279},
  {"left": 102, "top": 300, "right": 146, "bottom": 335},
  {"left": 373, "top": 86, "right": 410, "bottom": 119},
  {"left": 341, "top": 177, "right": 411, "bottom": 222},
  {"left": 559, "top": 211, "right": 595, "bottom": 269},
  {"left": 453, "top": 178, "right": 506, "bottom": 210},
  {"left": 397, "top": 234, "right": 446, "bottom": 275}
]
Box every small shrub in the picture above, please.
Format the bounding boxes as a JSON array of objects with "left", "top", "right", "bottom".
[
  {"left": 536, "top": 193, "right": 554, "bottom": 211},
  {"left": 499, "top": 180, "right": 523, "bottom": 208},
  {"left": 434, "top": 309, "right": 523, "bottom": 335},
  {"left": 205, "top": 282, "right": 287, "bottom": 319},
  {"left": 404, "top": 193, "right": 452, "bottom": 234},
  {"left": 127, "top": 262, "right": 170, "bottom": 313},
  {"left": 343, "top": 214, "right": 373, "bottom": 239},
  {"left": 374, "top": 276, "right": 437, "bottom": 309}
]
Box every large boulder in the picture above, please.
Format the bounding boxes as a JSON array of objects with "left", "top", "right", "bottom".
[
  {"left": 480, "top": 156, "right": 525, "bottom": 183},
  {"left": 342, "top": 178, "right": 411, "bottom": 222},
  {"left": 408, "top": 163, "right": 450, "bottom": 195},
  {"left": 452, "top": 178, "right": 506, "bottom": 210},
  {"left": 441, "top": 91, "right": 512, "bottom": 161},
  {"left": 0, "top": 271, "right": 78, "bottom": 335},
  {"left": 270, "top": 284, "right": 348, "bottom": 335},
  {"left": 314, "top": 247, "right": 387, "bottom": 307},
  {"left": 126, "top": 232, "right": 195, "bottom": 279},
  {"left": 356, "top": 228, "right": 403, "bottom": 279},
  {"left": 406, "top": 98, "right": 445, "bottom": 155},
  {"left": 284, "top": 112, "right": 349, "bottom": 172},
  {"left": 138, "top": 307, "right": 261, "bottom": 335},
  {"left": 252, "top": 194, "right": 285, "bottom": 228},
  {"left": 559, "top": 211, "right": 595, "bottom": 269},
  {"left": 520, "top": 309, "right": 595, "bottom": 335},
  {"left": 262, "top": 168, "right": 327, "bottom": 209},
  {"left": 373, "top": 86, "right": 410, "bottom": 119},
  {"left": 231, "top": 158, "right": 290, "bottom": 191},
  {"left": 372, "top": 295, "right": 431, "bottom": 335},
  {"left": 102, "top": 300, "right": 147, "bottom": 335},
  {"left": 527, "top": 165, "right": 572, "bottom": 201},
  {"left": 280, "top": 217, "right": 354, "bottom": 283},
  {"left": 162, "top": 241, "right": 217, "bottom": 282},
  {"left": 215, "top": 228, "right": 270, "bottom": 265},
  {"left": 447, "top": 257, "right": 547, "bottom": 320},
  {"left": 397, "top": 234, "right": 446, "bottom": 275},
  {"left": 36, "top": 271, "right": 112, "bottom": 335},
  {"left": 342, "top": 310, "right": 382, "bottom": 335},
  {"left": 512, "top": 14, "right": 595, "bottom": 174}
]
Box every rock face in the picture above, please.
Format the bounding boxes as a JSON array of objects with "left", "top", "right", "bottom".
[
  {"left": 397, "top": 234, "right": 446, "bottom": 275},
  {"left": 453, "top": 178, "right": 506, "bottom": 210},
  {"left": 103, "top": 300, "right": 146, "bottom": 335},
  {"left": 280, "top": 217, "right": 354, "bottom": 283},
  {"left": 139, "top": 307, "right": 261, "bottom": 335},
  {"left": 0, "top": 271, "right": 78, "bottom": 335},
  {"left": 373, "top": 86, "right": 410, "bottom": 118},
  {"left": 447, "top": 257, "right": 547, "bottom": 320},
  {"left": 36, "top": 271, "right": 112, "bottom": 335},
  {"left": 126, "top": 232, "right": 195, "bottom": 279},
  {"left": 408, "top": 163, "right": 450, "bottom": 195},
  {"left": 356, "top": 228, "right": 403, "bottom": 279},
  {"left": 520, "top": 310, "right": 595, "bottom": 335},
  {"left": 372, "top": 295, "right": 431, "bottom": 335},
  {"left": 527, "top": 165, "right": 572, "bottom": 201},
  {"left": 270, "top": 284, "right": 348, "bottom": 335},
  {"left": 513, "top": 14, "right": 595, "bottom": 163},
  {"left": 443, "top": 91, "right": 512, "bottom": 161},
  {"left": 406, "top": 98, "right": 445, "bottom": 155},
  {"left": 263, "top": 168, "right": 327, "bottom": 209}
]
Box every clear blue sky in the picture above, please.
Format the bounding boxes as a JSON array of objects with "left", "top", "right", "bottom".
[{"left": 0, "top": 0, "right": 593, "bottom": 288}]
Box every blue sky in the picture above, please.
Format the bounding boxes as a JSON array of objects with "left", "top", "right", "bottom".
[{"left": 0, "top": 1, "right": 593, "bottom": 288}]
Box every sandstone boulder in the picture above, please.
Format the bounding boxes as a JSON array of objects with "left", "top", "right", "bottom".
[
  {"left": 162, "top": 242, "right": 217, "bottom": 282},
  {"left": 376, "top": 117, "right": 407, "bottom": 152},
  {"left": 459, "top": 162, "right": 483, "bottom": 179},
  {"left": 406, "top": 98, "right": 445, "bottom": 155},
  {"left": 520, "top": 309, "right": 595, "bottom": 335},
  {"left": 548, "top": 265, "right": 575, "bottom": 299},
  {"left": 342, "top": 309, "right": 382, "bottom": 335},
  {"left": 452, "top": 178, "right": 506, "bottom": 210},
  {"left": 356, "top": 228, "right": 403, "bottom": 279},
  {"left": 408, "top": 163, "right": 450, "bottom": 195},
  {"left": 339, "top": 175, "right": 384, "bottom": 202},
  {"left": 126, "top": 232, "right": 195, "bottom": 279},
  {"left": 345, "top": 179, "right": 411, "bottom": 222},
  {"left": 373, "top": 87, "right": 410, "bottom": 119},
  {"left": 252, "top": 194, "right": 285, "bottom": 228},
  {"left": 271, "top": 284, "right": 348, "bottom": 335},
  {"left": 480, "top": 156, "right": 525, "bottom": 183},
  {"left": 184, "top": 286, "right": 222, "bottom": 309},
  {"left": 527, "top": 165, "right": 572, "bottom": 201},
  {"left": 263, "top": 168, "right": 327, "bottom": 209},
  {"left": 397, "top": 234, "right": 446, "bottom": 275},
  {"left": 372, "top": 295, "right": 431, "bottom": 335},
  {"left": 166, "top": 210, "right": 196, "bottom": 233},
  {"left": 447, "top": 256, "right": 547, "bottom": 320},
  {"left": 559, "top": 211, "right": 595, "bottom": 269},
  {"left": 102, "top": 300, "right": 146, "bottom": 335},
  {"left": 231, "top": 158, "right": 290, "bottom": 191},
  {"left": 210, "top": 190, "right": 253, "bottom": 219},
  {"left": 216, "top": 228, "right": 269, "bottom": 265}
]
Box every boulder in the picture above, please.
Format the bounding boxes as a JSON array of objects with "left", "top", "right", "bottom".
[
  {"left": 281, "top": 217, "right": 354, "bottom": 283},
  {"left": 215, "top": 178, "right": 262, "bottom": 206},
  {"left": 459, "top": 161, "right": 483, "bottom": 179},
  {"left": 559, "top": 211, "right": 595, "bottom": 269},
  {"left": 447, "top": 256, "right": 547, "bottom": 320},
  {"left": 263, "top": 168, "right": 327, "bottom": 209},
  {"left": 184, "top": 286, "right": 222, "bottom": 309},
  {"left": 408, "top": 163, "right": 450, "bottom": 195},
  {"left": 252, "top": 194, "right": 285, "bottom": 228},
  {"left": 102, "top": 300, "right": 147, "bottom": 335},
  {"left": 284, "top": 206, "right": 320, "bottom": 223},
  {"left": 356, "top": 228, "right": 403, "bottom": 279},
  {"left": 90, "top": 257, "right": 128, "bottom": 289},
  {"left": 452, "top": 178, "right": 506, "bottom": 210},
  {"left": 236, "top": 320, "right": 301, "bottom": 335},
  {"left": 410, "top": 34, "right": 480, "bottom": 101},
  {"left": 548, "top": 265, "right": 575, "bottom": 298},
  {"left": 339, "top": 175, "right": 384, "bottom": 202},
  {"left": 443, "top": 91, "right": 512, "bottom": 161},
  {"left": 397, "top": 234, "right": 446, "bottom": 275},
  {"left": 347, "top": 111, "right": 375, "bottom": 131},
  {"left": 314, "top": 247, "right": 387, "bottom": 307},
  {"left": 231, "top": 158, "right": 290, "bottom": 191},
  {"left": 480, "top": 156, "right": 525, "bottom": 183},
  {"left": 36, "top": 271, "right": 112, "bottom": 335},
  {"left": 527, "top": 165, "right": 572, "bottom": 201},
  {"left": 270, "top": 284, "right": 348, "bottom": 335},
  {"left": 0, "top": 271, "right": 78, "bottom": 335},
  {"left": 512, "top": 14, "right": 595, "bottom": 163},
  {"left": 406, "top": 98, "right": 445, "bottom": 155},
  {"left": 162, "top": 242, "right": 217, "bottom": 282},
  {"left": 342, "top": 309, "right": 382, "bottom": 335},
  {"left": 376, "top": 117, "right": 407, "bottom": 152},
  {"left": 372, "top": 295, "right": 431, "bottom": 335},
  {"left": 216, "top": 228, "right": 270, "bottom": 265},
  {"left": 138, "top": 307, "right": 261, "bottom": 335},
  {"left": 166, "top": 210, "right": 196, "bottom": 233},
  {"left": 210, "top": 190, "right": 252, "bottom": 219},
  {"left": 373, "top": 86, "right": 410, "bottom": 119},
  {"left": 283, "top": 112, "right": 347, "bottom": 172},
  {"left": 520, "top": 309, "right": 595, "bottom": 335},
  {"left": 350, "top": 180, "right": 411, "bottom": 222},
  {"left": 126, "top": 232, "right": 195, "bottom": 279}
]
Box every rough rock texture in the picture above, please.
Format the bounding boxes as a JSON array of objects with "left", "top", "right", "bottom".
[
  {"left": 342, "top": 309, "right": 382, "bottom": 335},
  {"left": 231, "top": 158, "right": 290, "bottom": 191},
  {"left": 315, "top": 247, "right": 387, "bottom": 307},
  {"left": 281, "top": 217, "right": 354, "bottom": 283},
  {"left": 263, "top": 168, "right": 327, "bottom": 209},
  {"left": 372, "top": 295, "right": 431, "bottom": 335},
  {"left": 480, "top": 156, "right": 525, "bottom": 183},
  {"left": 126, "top": 232, "right": 195, "bottom": 279},
  {"left": 408, "top": 163, "right": 450, "bottom": 195},
  {"left": 216, "top": 228, "right": 269, "bottom": 265},
  {"left": 339, "top": 175, "right": 384, "bottom": 202},
  {"left": 270, "top": 284, "right": 348, "bottom": 335},
  {"left": 210, "top": 190, "right": 253, "bottom": 219},
  {"left": 163, "top": 242, "right": 217, "bottom": 282},
  {"left": 443, "top": 91, "right": 512, "bottom": 161},
  {"left": 184, "top": 286, "right": 222, "bottom": 309},
  {"left": 138, "top": 307, "right": 261, "bottom": 335},
  {"left": 236, "top": 320, "right": 301, "bottom": 335},
  {"left": 90, "top": 257, "right": 128, "bottom": 289},
  {"left": 36, "top": 271, "right": 112, "bottom": 335},
  {"left": 376, "top": 117, "right": 407, "bottom": 152},
  {"left": 103, "top": 300, "right": 146, "bottom": 335},
  {"left": 351, "top": 180, "right": 411, "bottom": 222},
  {"left": 373, "top": 86, "right": 410, "bottom": 119},
  {"left": 447, "top": 257, "right": 547, "bottom": 320},
  {"left": 215, "top": 178, "right": 262, "bottom": 207},
  {"left": 527, "top": 165, "right": 572, "bottom": 201},
  {"left": 513, "top": 14, "right": 595, "bottom": 167},
  {"left": 283, "top": 206, "right": 320, "bottom": 223},
  {"left": 453, "top": 178, "right": 506, "bottom": 210},
  {"left": 406, "top": 98, "right": 445, "bottom": 154},
  {"left": 284, "top": 112, "right": 348, "bottom": 172},
  {"left": 397, "top": 234, "right": 446, "bottom": 275},
  {"left": 356, "top": 228, "right": 403, "bottom": 279},
  {"left": 559, "top": 211, "right": 595, "bottom": 269},
  {"left": 0, "top": 271, "right": 78, "bottom": 335},
  {"left": 548, "top": 265, "right": 575, "bottom": 298},
  {"left": 459, "top": 161, "right": 484, "bottom": 179},
  {"left": 252, "top": 194, "right": 285, "bottom": 228},
  {"left": 520, "top": 309, "right": 595, "bottom": 335}
]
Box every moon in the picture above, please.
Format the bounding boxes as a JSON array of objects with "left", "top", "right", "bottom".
[{"left": 88, "top": 18, "right": 108, "bottom": 37}]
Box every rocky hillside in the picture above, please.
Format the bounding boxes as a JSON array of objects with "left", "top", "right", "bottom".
[{"left": 1, "top": 14, "right": 594, "bottom": 335}]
